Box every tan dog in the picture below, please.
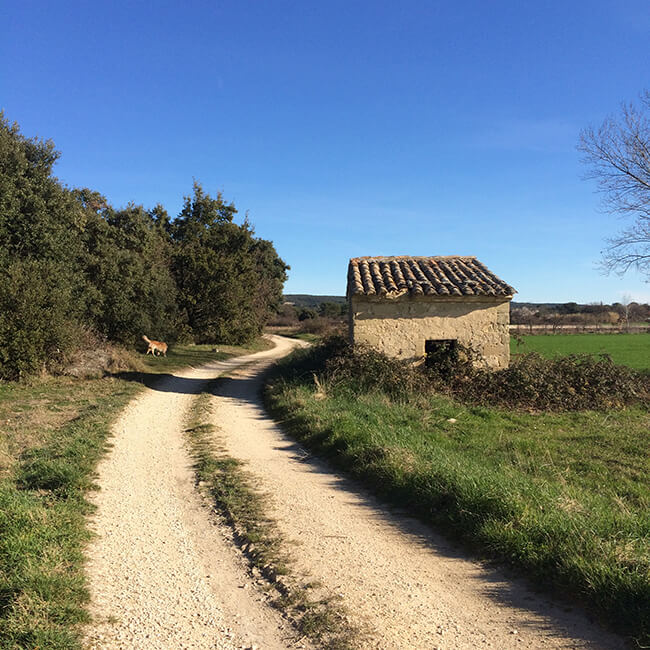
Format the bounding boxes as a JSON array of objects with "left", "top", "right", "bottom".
[{"left": 142, "top": 335, "right": 168, "bottom": 357}]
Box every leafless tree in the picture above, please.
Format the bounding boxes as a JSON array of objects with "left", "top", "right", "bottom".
[{"left": 578, "top": 91, "right": 650, "bottom": 277}]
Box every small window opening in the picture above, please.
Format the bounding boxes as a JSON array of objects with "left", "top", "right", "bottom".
[{"left": 425, "top": 339, "right": 458, "bottom": 369}]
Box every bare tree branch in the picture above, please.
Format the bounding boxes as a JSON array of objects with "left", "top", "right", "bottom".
[{"left": 579, "top": 91, "right": 650, "bottom": 278}]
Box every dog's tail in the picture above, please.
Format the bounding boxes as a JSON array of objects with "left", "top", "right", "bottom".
[{"left": 142, "top": 335, "right": 151, "bottom": 344}]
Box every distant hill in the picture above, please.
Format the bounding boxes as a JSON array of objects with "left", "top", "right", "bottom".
[
  {"left": 284, "top": 294, "right": 346, "bottom": 307},
  {"left": 283, "top": 297, "right": 628, "bottom": 311}
]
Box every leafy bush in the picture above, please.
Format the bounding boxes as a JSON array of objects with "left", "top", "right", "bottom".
[
  {"left": 298, "top": 316, "right": 344, "bottom": 337},
  {"left": 298, "top": 307, "right": 318, "bottom": 321},
  {"left": 322, "top": 339, "right": 423, "bottom": 401},
  {"left": 286, "top": 336, "right": 422, "bottom": 402}
]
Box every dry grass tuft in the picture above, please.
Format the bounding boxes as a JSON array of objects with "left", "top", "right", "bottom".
[
  {"left": 313, "top": 374, "right": 327, "bottom": 401},
  {"left": 557, "top": 495, "right": 585, "bottom": 514}
]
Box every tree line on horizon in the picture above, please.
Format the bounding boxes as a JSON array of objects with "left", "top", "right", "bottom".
[
  {"left": 0, "top": 115, "right": 288, "bottom": 380},
  {"left": 511, "top": 301, "right": 650, "bottom": 331}
]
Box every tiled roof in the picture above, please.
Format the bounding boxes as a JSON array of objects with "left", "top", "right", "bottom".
[{"left": 348, "top": 256, "right": 515, "bottom": 299}]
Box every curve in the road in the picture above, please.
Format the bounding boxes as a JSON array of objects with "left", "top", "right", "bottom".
[{"left": 211, "top": 336, "right": 625, "bottom": 650}]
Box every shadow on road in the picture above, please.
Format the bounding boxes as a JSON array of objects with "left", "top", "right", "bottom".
[
  {"left": 114, "top": 371, "right": 213, "bottom": 394},
  {"left": 208, "top": 368, "right": 624, "bottom": 650}
]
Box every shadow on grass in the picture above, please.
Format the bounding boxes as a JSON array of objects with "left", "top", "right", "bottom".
[
  {"left": 114, "top": 371, "right": 211, "bottom": 394},
  {"left": 113, "top": 354, "right": 263, "bottom": 394},
  {"left": 208, "top": 368, "right": 628, "bottom": 649}
]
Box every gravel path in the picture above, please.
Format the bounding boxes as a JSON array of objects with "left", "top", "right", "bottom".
[
  {"left": 84, "top": 341, "right": 308, "bottom": 650},
  {"left": 212, "top": 337, "right": 626, "bottom": 650}
]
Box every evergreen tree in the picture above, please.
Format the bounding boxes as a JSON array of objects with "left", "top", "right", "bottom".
[
  {"left": 171, "top": 182, "right": 288, "bottom": 343},
  {"left": 0, "top": 114, "right": 88, "bottom": 377},
  {"left": 77, "top": 197, "right": 180, "bottom": 344},
  {"left": 0, "top": 116, "right": 289, "bottom": 377}
]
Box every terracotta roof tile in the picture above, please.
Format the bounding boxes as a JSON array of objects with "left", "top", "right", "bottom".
[{"left": 347, "top": 256, "right": 515, "bottom": 299}]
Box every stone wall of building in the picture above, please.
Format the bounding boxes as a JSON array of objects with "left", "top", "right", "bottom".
[{"left": 349, "top": 296, "right": 511, "bottom": 368}]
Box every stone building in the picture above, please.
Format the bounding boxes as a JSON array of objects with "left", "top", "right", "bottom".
[{"left": 347, "top": 256, "right": 515, "bottom": 369}]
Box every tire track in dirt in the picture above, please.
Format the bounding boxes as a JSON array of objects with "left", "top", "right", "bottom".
[
  {"left": 211, "top": 337, "right": 626, "bottom": 650},
  {"left": 84, "top": 341, "right": 309, "bottom": 650}
]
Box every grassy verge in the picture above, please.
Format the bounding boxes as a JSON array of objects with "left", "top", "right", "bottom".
[
  {"left": 265, "top": 345, "right": 650, "bottom": 645},
  {"left": 138, "top": 339, "right": 273, "bottom": 373},
  {"left": 185, "top": 382, "right": 361, "bottom": 650},
  {"left": 283, "top": 332, "right": 321, "bottom": 344},
  {"left": 0, "top": 340, "right": 267, "bottom": 648},
  {"left": 511, "top": 333, "right": 650, "bottom": 371}
]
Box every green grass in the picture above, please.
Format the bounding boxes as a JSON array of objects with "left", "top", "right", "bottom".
[
  {"left": 0, "top": 377, "right": 140, "bottom": 648},
  {"left": 138, "top": 338, "right": 273, "bottom": 373},
  {"left": 0, "top": 340, "right": 268, "bottom": 649},
  {"left": 511, "top": 333, "right": 650, "bottom": 370},
  {"left": 285, "top": 332, "right": 321, "bottom": 343},
  {"left": 265, "top": 347, "right": 650, "bottom": 645}
]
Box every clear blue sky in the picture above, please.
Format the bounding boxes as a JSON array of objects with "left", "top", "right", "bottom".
[{"left": 2, "top": 1, "right": 649, "bottom": 302}]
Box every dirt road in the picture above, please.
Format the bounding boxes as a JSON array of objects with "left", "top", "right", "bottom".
[
  {"left": 84, "top": 342, "right": 309, "bottom": 649},
  {"left": 213, "top": 337, "right": 624, "bottom": 650},
  {"left": 86, "top": 335, "right": 624, "bottom": 649}
]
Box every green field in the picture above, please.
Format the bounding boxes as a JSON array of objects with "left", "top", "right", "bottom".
[
  {"left": 511, "top": 333, "right": 650, "bottom": 370},
  {"left": 266, "top": 344, "right": 650, "bottom": 643}
]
